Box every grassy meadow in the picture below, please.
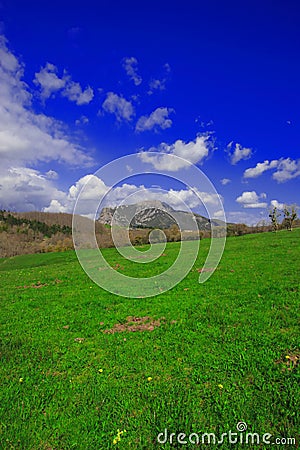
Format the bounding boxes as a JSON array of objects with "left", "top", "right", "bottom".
[{"left": 0, "top": 229, "right": 299, "bottom": 449}]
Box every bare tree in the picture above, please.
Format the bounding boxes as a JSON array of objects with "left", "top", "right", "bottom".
[
  {"left": 269, "top": 206, "right": 281, "bottom": 232},
  {"left": 283, "top": 204, "right": 298, "bottom": 231}
]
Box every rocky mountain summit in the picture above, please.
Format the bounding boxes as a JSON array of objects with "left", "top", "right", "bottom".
[{"left": 98, "top": 200, "right": 222, "bottom": 231}]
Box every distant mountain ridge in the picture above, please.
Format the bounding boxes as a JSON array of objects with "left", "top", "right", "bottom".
[
  {"left": 0, "top": 208, "right": 286, "bottom": 258},
  {"left": 98, "top": 200, "right": 224, "bottom": 231}
]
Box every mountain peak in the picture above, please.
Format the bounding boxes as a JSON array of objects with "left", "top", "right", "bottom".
[{"left": 98, "top": 200, "right": 219, "bottom": 231}]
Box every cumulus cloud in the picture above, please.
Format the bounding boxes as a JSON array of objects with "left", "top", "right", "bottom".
[
  {"left": 161, "top": 188, "right": 221, "bottom": 209},
  {"left": 122, "top": 57, "right": 142, "bottom": 86},
  {"left": 135, "top": 107, "right": 174, "bottom": 132},
  {"left": 272, "top": 158, "right": 300, "bottom": 182},
  {"left": 0, "top": 167, "right": 66, "bottom": 211},
  {"left": 42, "top": 177, "right": 220, "bottom": 216},
  {"left": 138, "top": 135, "right": 212, "bottom": 171},
  {"left": 44, "top": 174, "right": 109, "bottom": 215},
  {"left": 243, "top": 160, "right": 279, "bottom": 178},
  {"left": 227, "top": 141, "right": 252, "bottom": 164},
  {"left": 68, "top": 175, "right": 108, "bottom": 201},
  {"left": 62, "top": 81, "right": 94, "bottom": 105},
  {"left": 102, "top": 92, "right": 135, "bottom": 122},
  {"left": 243, "top": 158, "right": 300, "bottom": 182},
  {"left": 102, "top": 185, "right": 221, "bottom": 212},
  {"left": 236, "top": 191, "right": 267, "bottom": 208},
  {"left": 220, "top": 178, "right": 231, "bottom": 185},
  {"left": 43, "top": 199, "right": 68, "bottom": 213},
  {"left": 270, "top": 199, "right": 285, "bottom": 210},
  {"left": 0, "top": 35, "right": 93, "bottom": 168},
  {"left": 33, "top": 62, "right": 66, "bottom": 98},
  {"left": 34, "top": 63, "right": 94, "bottom": 105}
]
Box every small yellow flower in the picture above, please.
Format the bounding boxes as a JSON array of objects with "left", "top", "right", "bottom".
[
  {"left": 147, "top": 377, "right": 152, "bottom": 381},
  {"left": 113, "top": 429, "right": 126, "bottom": 444},
  {"left": 286, "top": 355, "right": 290, "bottom": 359},
  {"left": 218, "top": 384, "right": 223, "bottom": 389},
  {"left": 19, "top": 377, "right": 23, "bottom": 383},
  {"left": 98, "top": 369, "right": 103, "bottom": 373}
]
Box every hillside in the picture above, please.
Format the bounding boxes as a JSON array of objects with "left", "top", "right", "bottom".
[
  {"left": 0, "top": 211, "right": 109, "bottom": 258},
  {"left": 1, "top": 205, "right": 220, "bottom": 257},
  {"left": 1, "top": 207, "right": 297, "bottom": 258},
  {"left": 0, "top": 210, "right": 181, "bottom": 257}
]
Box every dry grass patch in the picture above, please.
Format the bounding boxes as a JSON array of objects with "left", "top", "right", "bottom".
[
  {"left": 103, "top": 316, "right": 166, "bottom": 334},
  {"left": 275, "top": 351, "right": 300, "bottom": 371}
]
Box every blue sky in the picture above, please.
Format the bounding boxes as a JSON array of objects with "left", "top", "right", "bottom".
[{"left": 0, "top": 0, "right": 299, "bottom": 224}]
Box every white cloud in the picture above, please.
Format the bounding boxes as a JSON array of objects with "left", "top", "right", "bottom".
[
  {"left": 75, "top": 115, "right": 89, "bottom": 126},
  {"left": 227, "top": 141, "right": 252, "bottom": 164},
  {"left": 44, "top": 174, "right": 110, "bottom": 215},
  {"left": 161, "top": 188, "right": 220, "bottom": 209},
  {"left": 61, "top": 81, "right": 94, "bottom": 105},
  {"left": 195, "top": 118, "right": 214, "bottom": 130},
  {"left": 213, "top": 209, "right": 226, "bottom": 219},
  {"left": 33, "top": 62, "right": 66, "bottom": 98},
  {"left": 41, "top": 176, "right": 220, "bottom": 216},
  {"left": 243, "top": 160, "right": 278, "bottom": 178},
  {"left": 122, "top": 57, "right": 142, "bottom": 86},
  {"left": 147, "top": 63, "right": 171, "bottom": 95},
  {"left": 272, "top": 158, "right": 300, "bottom": 182},
  {"left": 0, "top": 37, "right": 20, "bottom": 72},
  {"left": 0, "top": 35, "right": 93, "bottom": 168},
  {"left": 148, "top": 78, "right": 166, "bottom": 93},
  {"left": 236, "top": 191, "right": 267, "bottom": 209},
  {"left": 270, "top": 199, "right": 285, "bottom": 210},
  {"left": 68, "top": 175, "right": 108, "bottom": 201},
  {"left": 100, "top": 184, "right": 220, "bottom": 212},
  {"left": 135, "top": 107, "right": 174, "bottom": 132},
  {"left": 34, "top": 63, "right": 94, "bottom": 105},
  {"left": 44, "top": 199, "right": 68, "bottom": 213},
  {"left": 224, "top": 211, "right": 265, "bottom": 226},
  {"left": 164, "top": 63, "right": 171, "bottom": 72},
  {"left": 102, "top": 92, "right": 135, "bottom": 122},
  {"left": 138, "top": 135, "right": 212, "bottom": 171},
  {"left": 220, "top": 178, "right": 231, "bottom": 185},
  {"left": 243, "top": 158, "right": 300, "bottom": 182},
  {"left": 0, "top": 167, "right": 66, "bottom": 211},
  {"left": 244, "top": 203, "right": 267, "bottom": 208},
  {"left": 45, "top": 170, "right": 58, "bottom": 180}
]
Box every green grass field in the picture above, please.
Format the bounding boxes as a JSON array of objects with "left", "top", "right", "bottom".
[{"left": 0, "top": 230, "right": 299, "bottom": 449}]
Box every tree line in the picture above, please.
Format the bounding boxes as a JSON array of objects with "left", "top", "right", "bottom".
[
  {"left": 0, "top": 210, "right": 72, "bottom": 237},
  {"left": 0, "top": 206, "right": 298, "bottom": 258}
]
